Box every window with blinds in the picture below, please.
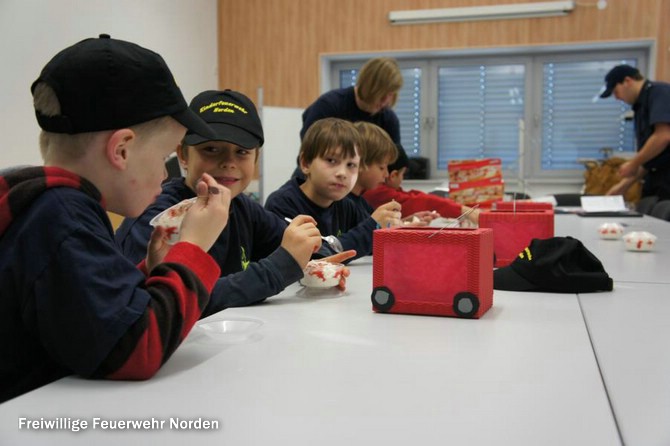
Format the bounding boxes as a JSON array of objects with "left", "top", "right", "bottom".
[
  {"left": 540, "top": 59, "right": 636, "bottom": 170},
  {"left": 437, "top": 64, "right": 525, "bottom": 170},
  {"left": 332, "top": 46, "right": 645, "bottom": 180}
]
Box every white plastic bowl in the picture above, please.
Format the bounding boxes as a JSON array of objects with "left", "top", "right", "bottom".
[
  {"left": 198, "top": 317, "right": 264, "bottom": 343},
  {"left": 300, "top": 260, "right": 345, "bottom": 288},
  {"left": 598, "top": 222, "right": 624, "bottom": 240},
  {"left": 149, "top": 198, "right": 197, "bottom": 244},
  {"left": 623, "top": 231, "right": 657, "bottom": 252}
]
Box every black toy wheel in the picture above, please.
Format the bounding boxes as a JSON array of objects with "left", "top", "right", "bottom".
[
  {"left": 371, "top": 287, "right": 395, "bottom": 312},
  {"left": 453, "top": 292, "right": 480, "bottom": 318}
]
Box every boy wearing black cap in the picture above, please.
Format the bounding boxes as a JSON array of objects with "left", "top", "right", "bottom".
[
  {"left": 363, "top": 143, "right": 480, "bottom": 225},
  {"left": 117, "top": 90, "right": 348, "bottom": 311},
  {"left": 600, "top": 64, "right": 670, "bottom": 200},
  {"left": 0, "top": 35, "right": 231, "bottom": 402}
]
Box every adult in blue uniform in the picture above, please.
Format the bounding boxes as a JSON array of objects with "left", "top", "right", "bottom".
[
  {"left": 602, "top": 65, "right": 670, "bottom": 199},
  {"left": 293, "top": 57, "right": 404, "bottom": 180},
  {"left": 301, "top": 57, "right": 403, "bottom": 143}
]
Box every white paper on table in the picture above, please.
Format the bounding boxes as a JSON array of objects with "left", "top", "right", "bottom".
[
  {"left": 530, "top": 195, "right": 558, "bottom": 205},
  {"left": 580, "top": 195, "right": 627, "bottom": 212}
]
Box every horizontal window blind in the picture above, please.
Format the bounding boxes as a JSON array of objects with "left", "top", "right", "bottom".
[
  {"left": 541, "top": 60, "right": 636, "bottom": 170},
  {"left": 396, "top": 68, "right": 422, "bottom": 156},
  {"left": 437, "top": 64, "right": 525, "bottom": 171},
  {"left": 332, "top": 46, "right": 647, "bottom": 179},
  {"left": 339, "top": 70, "right": 357, "bottom": 87}
]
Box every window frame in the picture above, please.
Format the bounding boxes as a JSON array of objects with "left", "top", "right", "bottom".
[
  {"left": 427, "top": 55, "right": 531, "bottom": 179},
  {"left": 324, "top": 41, "right": 653, "bottom": 185},
  {"left": 528, "top": 49, "right": 648, "bottom": 180}
]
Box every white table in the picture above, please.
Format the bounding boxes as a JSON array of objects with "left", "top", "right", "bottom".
[
  {"left": 0, "top": 258, "right": 620, "bottom": 445},
  {"left": 556, "top": 214, "right": 670, "bottom": 284},
  {"left": 557, "top": 213, "right": 670, "bottom": 445},
  {"left": 580, "top": 282, "right": 670, "bottom": 446}
]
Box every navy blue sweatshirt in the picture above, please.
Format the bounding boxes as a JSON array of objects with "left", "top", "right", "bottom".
[
  {"left": 300, "top": 87, "right": 401, "bottom": 143},
  {"left": 264, "top": 178, "right": 377, "bottom": 259},
  {"left": 0, "top": 167, "right": 219, "bottom": 403},
  {"left": 116, "top": 178, "right": 303, "bottom": 314}
]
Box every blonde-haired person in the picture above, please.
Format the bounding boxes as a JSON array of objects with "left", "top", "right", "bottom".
[
  {"left": 348, "top": 121, "right": 398, "bottom": 213},
  {"left": 265, "top": 118, "right": 402, "bottom": 261},
  {"left": 300, "top": 57, "right": 403, "bottom": 143},
  {"left": 292, "top": 57, "right": 403, "bottom": 180},
  {"left": 350, "top": 122, "right": 437, "bottom": 226},
  {"left": 0, "top": 34, "right": 231, "bottom": 403},
  {"left": 351, "top": 57, "right": 403, "bottom": 126},
  {"left": 363, "top": 143, "right": 480, "bottom": 226}
]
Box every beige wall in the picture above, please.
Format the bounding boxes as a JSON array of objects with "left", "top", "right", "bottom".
[
  {"left": 218, "top": 0, "right": 670, "bottom": 107},
  {"left": 1, "top": 0, "right": 218, "bottom": 168}
]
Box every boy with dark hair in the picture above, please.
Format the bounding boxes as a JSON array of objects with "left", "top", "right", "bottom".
[
  {"left": 0, "top": 34, "right": 232, "bottom": 403},
  {"left": 351, "top": 124, "right": 437, "bottom": 226},
  {"left": 363, "top": 143, "right": 480, "bottom": 225},
  {"left": 116, "top": 90, "right": 349, "bottom": 310},
  {"left": 265, "top": 118, "right": 402, "bottom": 260}
]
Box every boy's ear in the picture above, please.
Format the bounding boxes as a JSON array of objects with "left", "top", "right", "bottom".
[
  {"left": 299, "top": 154, "right": 311, "bottom": 175},
  {"left": 176, "top": 143, "right": 189, "bottom": 168},
  {"left": 106, "top": 129, "right": 135, "bottom": 170}
]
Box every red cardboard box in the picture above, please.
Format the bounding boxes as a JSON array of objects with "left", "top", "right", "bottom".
[
  {"left": 372, "top": 227, "right": 493, "bottom": 319},
  {"left": 492, "top": 201, "right": 554, "bottom": 211},
  {"left": 479, "top": 209, "right": 554, "bottom": 267},
  {"left": 448, "top": 158, "right": 504, "bottom": 206}
]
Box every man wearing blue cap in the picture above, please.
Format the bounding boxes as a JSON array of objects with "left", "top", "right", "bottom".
[{"left": 601, "top": 65, "right": 670, "bottom": 200}]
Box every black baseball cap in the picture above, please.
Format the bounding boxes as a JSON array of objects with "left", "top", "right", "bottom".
[
  {"left": 183, "top": 89, "right": 264, "bottom": 148},
  {"left": 31, "top": 34, "right": 215, "bottom": 139},
  {"left": 494, "top": 237, "right": 613, "bottom": 293},
  {"left": 599, "top": 64, "right": 640, "bottom": 98},
  {"left": 388, "top": 143, "right": 409, "bottom": 172}
]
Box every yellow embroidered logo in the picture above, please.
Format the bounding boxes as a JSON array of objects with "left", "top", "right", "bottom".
[
  {"left": 200, "top": 101, "right": 248, "bottom": 115},
  {"left": 518, "top": 247, "right": 532, "bottom": 261},
  {"left": 240, "top": 246, "right": 250, "bottom": 271}
]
